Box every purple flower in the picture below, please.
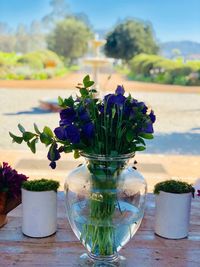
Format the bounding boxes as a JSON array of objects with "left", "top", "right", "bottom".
[
  {"left": 138, "top": 102, "right": 148, "bottom": 114},
  {"left": 66, "top": 125, "right": 80, "bottom": 144},
  {"left": 131, "top": 99, "right": 138, "bottom": 107},
  {"left": 47, "top": 143, "right": 60, "bottom": 162},
  {"left": 98, "top": 104, "right": 104, "bottom": 114},
  {"left": 54, "top": 126, "right": 67, "bottom": 140},
  {"left": 82, "top": 122, "right": 95, "bottom": 139},
  {"left": 85, "top": 98, "right": 92, "bottom": 105},
  {"left": 60, "top": 108, "right": 76, "bottom": 125},
  {"left": 78, "top": 107, "right": 90, "bottom": 122},
  {"left": 47, "top": 143, "right": 60, "bottom": 169},
  {"left": 115, "top": 85, "right": 125, "bottom": 95},
  {"left": 54, "top": 125, "right": 80, "bottom": 144},
  {"left": 149, "top": 110, "right": 156, "bottom": 123},
  {"left": 0, "top": 162, "right": 28, "bottom": 198},
  {"left": 143, "top": 123, "right": 154, "bottom": 134},
  {"left": 50, "top": 161, "right": 56, "bottom": 169},
  {"left": 104, "top": 94, "right": 126, "bottom": 106}
]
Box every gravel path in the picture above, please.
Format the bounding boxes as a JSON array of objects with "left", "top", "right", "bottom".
[{"left": 1, "top": 88, "right": 200, "bottom": 154}]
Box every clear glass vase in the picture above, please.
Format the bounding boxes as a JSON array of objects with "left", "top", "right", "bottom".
[{"left": 64, "top": 153, "right": 147, "bottom": 266}]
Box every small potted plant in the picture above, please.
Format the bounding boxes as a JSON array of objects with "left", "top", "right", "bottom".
[
  {"left": 0, "top": 162, "right": 28, "bottom": 228},
  {"left": 22, "top": 178, "right": 59, "bottom": 238},
  {"left": 154, "top": 179, "right": 195, "bottom": 239}
]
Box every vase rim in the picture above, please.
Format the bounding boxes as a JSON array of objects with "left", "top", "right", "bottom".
[{"left": 80, "top": 152, "right": 135, "bottom": 161}]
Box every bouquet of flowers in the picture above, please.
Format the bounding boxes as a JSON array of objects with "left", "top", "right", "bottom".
[
  {"left": 10, "top": 75, "right": 155, "bottom": 168},
  {"left": 10, "top": 75, "right": 156, "bottom": 257}
]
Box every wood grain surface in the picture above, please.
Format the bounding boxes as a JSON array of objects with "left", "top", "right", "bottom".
[{"left": 0, "top": 193, "right": 199, "bottom": 267}]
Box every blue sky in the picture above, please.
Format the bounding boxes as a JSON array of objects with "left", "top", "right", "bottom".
[{"left": 0, "top": 0, "right": 200, "bottom": 42}]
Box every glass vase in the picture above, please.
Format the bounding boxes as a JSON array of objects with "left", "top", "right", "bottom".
[{"left": 64, "top": 153, "right": 147, "bottom": 266}]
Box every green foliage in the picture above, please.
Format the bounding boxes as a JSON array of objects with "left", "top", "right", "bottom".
[
  {"left": 47, "top": 17, "right": 93, "bottom": 62},
  {"left": 0, "top": 52, "right": 20, "bottom": 67},
  {"left": 0, "top": 50, "right": 72, "bottom": 80},
  {"left": 128, "top": 53, "right": 200, "bottom": 86},
  {"left": 17, "top": 50, "right": 64, "bottom": 69},
  {"left": 22, "top": 179, "right": 59, "bottom": 192},
  {"left": 104, "top": 19, "right": 158, "bottom": 61},
  {"left": 154, "top": 180, "right": 195, "bottom": 195},
  {"left": 9, "top": 124, "right": 55, "bottom": 154}
]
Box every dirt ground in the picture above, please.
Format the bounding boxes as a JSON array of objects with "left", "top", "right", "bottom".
[{"left": 1, "top": 72, "right": 200, "bottom": 94}]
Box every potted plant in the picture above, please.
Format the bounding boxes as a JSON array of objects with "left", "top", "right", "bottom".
[
  {"left": 22, "top": 179, "right": 59, "bottom": 238},
  {"left": 9, "top": 75, "right": 156, "bottom": 265},
  {"left": 0, "top": 162, "right": 28, "bottom": 228},
  {"left": 154, "top": 179, "right": 195, "bottom": 239}
]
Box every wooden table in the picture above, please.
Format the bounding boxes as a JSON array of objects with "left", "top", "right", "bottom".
[{"left": 0, "top": 193, "right": 200, "bottom": 267}]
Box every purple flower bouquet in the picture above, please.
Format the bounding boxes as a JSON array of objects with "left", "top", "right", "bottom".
[{"left": 9, "top": 75, "right": 156, "bottom": 263}]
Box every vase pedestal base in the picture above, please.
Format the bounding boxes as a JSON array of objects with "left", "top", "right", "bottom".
[
  {"left": 78, "top": 253, "right": 126, "bottom": 267},
  {"left": 0, "top": 215, "right": 8, "bottom": 228}
]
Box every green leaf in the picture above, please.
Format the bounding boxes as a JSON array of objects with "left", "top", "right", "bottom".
[
  {"left": 74, "top": 150, "right": 80, "bottom": 159},
  {"left": 23, "top": 132, "right": 35, "bottom": 142},
  {"left": 85, "top": 80, "right": 94, "bottom": 88},
  {"left": 43, "top": 126, "right": 53, "bottom": 138},
  {"left": 63, "top": 96, "right": 74, "bottom": 107},
  {"left": 40, "top": 133, "right": 52, "bottom": 146},
  {"left": 80, "top": 88, "right": 89, "bottom": 97},
  {"left": 27, "top": 138, "right": 38, "bottom": 153},
  {"left": 135, "top": 146, "right": 146, "bottom": 151},
  {"left": 34, "top": 123, "right": 41, "bottom": 134},
  {"left": 58, "top": 96, "right": 64, "bottom": 106},
  {"left": 18, "top": 124, "right": 25, "bottom": 133},
  {"left": 126, "top": 130, "right": 134, "bottom": 142},
  {"left": 136, "top": 137, "right": 146, "bottom": 146},
  {"left": 9, "top": 132, "right": 23, "bottom": 144},
  {"left": 83, "top": 75, "right": 90, "bottom": 85},
  {"left": 63, "top": 146, "right": 72, "bottom": 153},
  {"left": 139, "top": 133, "right": 154, "bottom": 139}
]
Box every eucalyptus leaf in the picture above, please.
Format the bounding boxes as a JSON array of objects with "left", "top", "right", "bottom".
[
  {"left": 43, "top": 126, "right": 54, "bottom": 138},
  {"left": 40, "top": 133, "right": 52, "bottom": 146},
  {"left": 27, "top": 138, "right": 38, "bottom": 153},
  {"left": 34, "top": 123, "right": 41, "bottom": 134},
  {"left": 9, "top": 132, "right": 23, "bottom": 144},
  {"left": 23, "top": 132, "right": 35, "bottom": 142},
  {"left": 18, "top": 124, "right": 25, "bottom": 133},
  {"left": 64, "top": 96, "right": 74, "bottom": 107},
  {"left": 58, "top": 96, "right": 64, "bottom": 106},
  {"left": 74, "top": 150, "right": 80, "bottom": 159},
  {"left": 83, "top": 75, "right": 90, "bottom": 85},
  {"left": 80, "top": 88, "right": 89, "bottom": 97}
]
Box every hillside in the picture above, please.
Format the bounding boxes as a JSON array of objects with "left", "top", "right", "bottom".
[{"left": 160, "top": 41, "right": 200, "bottom": 58}]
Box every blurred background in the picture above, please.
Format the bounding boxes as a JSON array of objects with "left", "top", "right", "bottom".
[{"left": 0, "top": 0, "right": 200, "bottom": 190}]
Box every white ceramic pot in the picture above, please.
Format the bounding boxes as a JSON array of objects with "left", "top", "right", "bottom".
[
  {"left": 155, "top": 191, "right": 192, "bottom": 239},
  {"left": 22, "top": 189, "right": 57, "bottom": 237}
]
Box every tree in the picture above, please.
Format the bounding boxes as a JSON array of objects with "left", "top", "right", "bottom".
[
  {"left": 104, "top": 20, "right": 159, "bottom": 61},
  {"left": 15, "top": 24, "right": 30, "bottom": 53},
  {"left": 42, "top": 0, "right": 70, "bottom": 30},
  {"left": 47, "top": 17, "right": 93, "bottom": 63},
  {"left": 29, "top": 20, "right": 46, "bottom": 51}
]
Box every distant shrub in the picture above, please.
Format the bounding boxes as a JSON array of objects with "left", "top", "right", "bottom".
[
  {"left": 128, "top": 53, "right": 200, "bottom": 86},
  {"left": 0, "top": 50, "right": 72, "bottom": 80},
  {"left": 0, "top": 52, "right": 19, "bottom": 67}
]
